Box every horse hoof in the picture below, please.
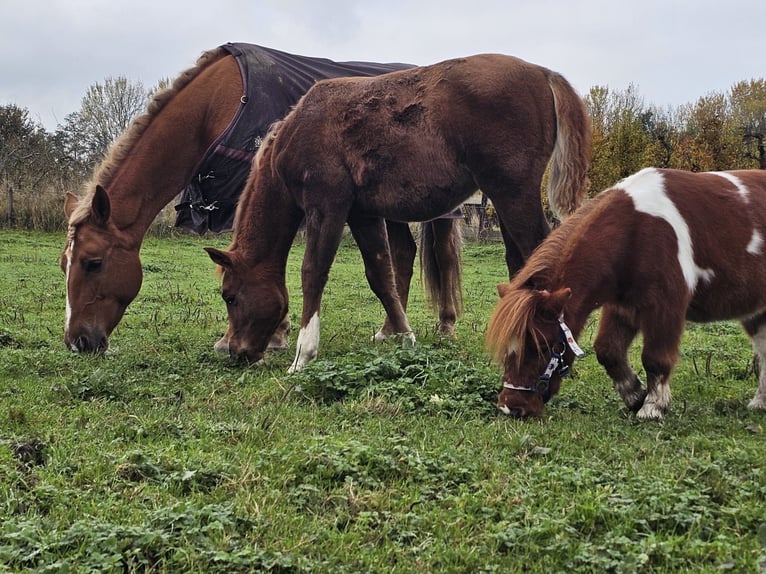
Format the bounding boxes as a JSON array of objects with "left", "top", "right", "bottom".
[
  {"left": 747, "top": 396, "right": 766, "bottom": 411},
  {"left": 636, "top": 402, "right": 667, "bottom": 420}
]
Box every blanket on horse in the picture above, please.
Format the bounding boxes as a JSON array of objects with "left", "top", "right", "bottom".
[{"left": 174, "top": 43, "right": 412, "bottom": 234}]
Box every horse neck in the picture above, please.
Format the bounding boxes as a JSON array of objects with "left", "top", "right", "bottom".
[
  {"left": 233, "top": 170, "right": 303, "bottom": 272},
  {"left": 103, "top": 57, "right": 241, "bottom": 243}
]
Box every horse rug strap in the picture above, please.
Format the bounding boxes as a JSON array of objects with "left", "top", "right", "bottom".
[{"left": 174, "top": 43, "right": 412, "bottom": 235}]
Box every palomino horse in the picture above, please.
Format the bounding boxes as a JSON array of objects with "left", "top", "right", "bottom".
[
  {"left": 60, "top": 43, "right": 462, "bottom": 353},
  {"left": 487, "top": 167, "right": 766, "bottom": 420},
  {"left": 205, "top": 53, "right": 592, "bottom": 372}
]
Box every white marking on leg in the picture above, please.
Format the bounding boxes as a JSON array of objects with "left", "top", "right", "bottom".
[
  {"left": 747, "top": 230, "right": 763, "bottom": 256},
  {"left": 288, "top": 312, "right": 320, "bottom": 373},
  {"left": 637, "top": 383, "right": 671, "bottom": 420},
  {"left": 614, "top": 377, "right": 645, "bottom": 410},
  {"left": 617, "top": 168, "right": 714, "bottom": 292},
  {"left": 748, "top": 327, "right": 766, "bottom": 410}
]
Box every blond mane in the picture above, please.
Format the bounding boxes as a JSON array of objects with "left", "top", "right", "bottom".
[
  {"left": 67, "top": 46, "right": 229, "bottom": 226},
  {"left": 485, "top": 196, "right": 601, "bottom": 364}
]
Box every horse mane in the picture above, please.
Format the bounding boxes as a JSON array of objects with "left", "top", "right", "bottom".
[
  {"left": 227, "top": 118, "right": 286, "bottom": 251},
  {"left": 67, "top": 46, "right": 230, "bottom": 226},
  {"left": 485, "top": 196, "right": 601, "bottom": 365}
]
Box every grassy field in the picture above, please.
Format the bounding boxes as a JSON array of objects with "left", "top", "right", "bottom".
[{"left": 1, "top": 230, "right": 765, "bottom": 573}]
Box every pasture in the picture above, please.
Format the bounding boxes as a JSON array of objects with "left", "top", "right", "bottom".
[{"left": 1, "top": 230, "right": 765, "bottom": 572}]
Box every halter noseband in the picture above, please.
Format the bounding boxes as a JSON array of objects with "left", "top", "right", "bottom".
[{"left": 502, "top": 316, "right": 585, "bottom": 398}]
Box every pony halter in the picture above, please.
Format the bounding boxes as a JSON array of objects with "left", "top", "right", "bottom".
[{"left": 502, "top": 316, "right": 585, "bottom": 395}]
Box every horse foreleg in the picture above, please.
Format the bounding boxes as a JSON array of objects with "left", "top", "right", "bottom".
[
  {"left": 288, "top": 212, "right": 348, "bottom": 373},
  {"left": 377, "top": 220, "right": 416, "bottom": 341},
  {"left": 348, "top": 214, "right": 414, "bottom": 344},
  {"left": 635, "top": 310, "right": 684, "bottom": 420},
  {"left": 594, "top": 304, "right": 646, "bottom": 411},
  {"left": 422, "top": 218, "right": 463, "bottom": 337},
  {"left": 490, "top": 194, "right": 550, "bottom": 276},
  {"left": 741, "top": 313, "right": 766, "bottom": 410}
]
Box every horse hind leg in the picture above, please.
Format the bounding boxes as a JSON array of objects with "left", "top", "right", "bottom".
[
  {"left": 594, "top": 305, "right": 647, "bottom": 412},
  {"left": 420, "top": 218, "right": 463, "bottom": 337},
  {"left": 741, "top": 313, "right": 766, "bottom": 410},
  {"left": 348, "top": 214, "right": 414, "bottom": 345},
  {"left": 376, "top": 220, "right": 416, "bottom": 341}
]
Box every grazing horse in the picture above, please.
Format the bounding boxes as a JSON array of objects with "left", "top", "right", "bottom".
[
  {"left": 486, "top": 167, "right": 766, "bottom": 420},
  {"left": 204, "top": 53, "right": 592, "bottom": 371},
  {"left": 60, "top": 43, "right": 463, "bottom": 353}
]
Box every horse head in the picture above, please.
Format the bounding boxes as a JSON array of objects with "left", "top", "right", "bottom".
[
  {"left": 204, "top": 246, "right": 288, "bottom": 364},
  {"left": 487, "top": 285, "right": 575, "bottom": 418},
  {"left": 61, "top": 186, "right": 143, "bottom": 353}
]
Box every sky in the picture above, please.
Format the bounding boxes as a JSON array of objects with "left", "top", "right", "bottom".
[{"left": 1, "top": 0, "right": 764, "bottom": 132}]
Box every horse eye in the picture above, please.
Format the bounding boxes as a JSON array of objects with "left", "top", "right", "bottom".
[
  {"left": 83, "top": 259, "right": 103, "bottom": 273},
  {"left": 223, "top": 294, "right": 236, "bottom": 306}
]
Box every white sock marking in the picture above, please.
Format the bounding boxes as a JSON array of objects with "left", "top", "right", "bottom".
[
  {"left": 748, "top": 326, "right": 766, "bottom": 410},
  {"left": 289, "top": 312, "right": 320, "bottom": 373}
]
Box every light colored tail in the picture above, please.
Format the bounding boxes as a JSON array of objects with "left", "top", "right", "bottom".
[
  {"left": 419, "top": 219, "right": 463, "bottom": 317},
  {"left": 546, "top": 72, "right": 592, "bottom": 219}
]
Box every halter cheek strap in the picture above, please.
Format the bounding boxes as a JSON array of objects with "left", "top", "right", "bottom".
[{"left": 502, "top": 316, "right": 585, "bottom": 396}]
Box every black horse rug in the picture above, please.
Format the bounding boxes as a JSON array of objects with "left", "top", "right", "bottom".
[{"left": 174, "top": 43, "right": 412, "bottom": 234}]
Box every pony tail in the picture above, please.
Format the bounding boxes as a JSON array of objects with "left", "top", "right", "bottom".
[
  {"left": 546, "top": 72, "right": 592, "bottom": 220},
  {"left": 418, "top": 220, "right": 464, "bottom": 317}
]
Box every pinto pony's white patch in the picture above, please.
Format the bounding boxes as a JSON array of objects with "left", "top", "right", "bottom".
[
  {"left": 616, "top": 168, "right": 714, "bottom": 293},
  {"left": 289, "top": 312, "right": 321, "bottom": 373},
  {"left": 712, "top": 171, "right": 750, "bottom": 201},
  {"left": 747, "top": 230, "right": 764, "bottom": 256}
]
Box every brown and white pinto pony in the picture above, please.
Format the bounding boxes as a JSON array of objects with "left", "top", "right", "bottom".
[
  {"left": 60, "top": 44, "right": 463, "bottom": 354},
  {"left": 205, "top": 53, "right": 591, "bottom": 372},
  {"left": 486, "top": 167, "right": 766, "bottom": 420}
]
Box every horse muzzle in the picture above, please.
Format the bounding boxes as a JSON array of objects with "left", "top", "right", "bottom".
[{"left": 65, "top": 329, "right": 109, "bottom": 354}]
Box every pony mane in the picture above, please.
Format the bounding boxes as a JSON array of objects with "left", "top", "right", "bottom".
[
  {"left": 485, "top": 196, "right": 602, "bottom": 365},
  {"left": 68, "top": 46, "right": 230, "bottom": 226}
]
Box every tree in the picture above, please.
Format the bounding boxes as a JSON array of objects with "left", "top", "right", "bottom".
[
  {"left": 729, "top": 79, "right": 766, "bottom": 169},
  {"left": 0, "top": 105, "right": 56, "bottom": 223},
  {"left": 57, "top": 76, "right": 149, "bottom": 168}
]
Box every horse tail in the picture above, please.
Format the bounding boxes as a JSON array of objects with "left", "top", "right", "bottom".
[
  {"left": 419, "top": 219, "right": 464, "bottom": 317},
  {"left": 546, "top": 72, "right": 592, "bottom": 220}
]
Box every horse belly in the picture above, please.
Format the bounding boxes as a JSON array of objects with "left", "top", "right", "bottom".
[{"left": 687, "top": 281, "right": 766, "bottom": 323}]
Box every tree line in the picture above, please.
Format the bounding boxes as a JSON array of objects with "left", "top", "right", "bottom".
[{"left": 1, "top": 76, "right": 765, "bottom": 232}]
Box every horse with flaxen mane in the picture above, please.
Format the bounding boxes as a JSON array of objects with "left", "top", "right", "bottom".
[
  {"left": 205, "top": 53, "right": 591, "bottom": 372},
  {"left": 61, "top": 43, "right": 463, "bottom": 354},
  {"left": 486, "top": 167, "right": 766, "bottom": 420}
]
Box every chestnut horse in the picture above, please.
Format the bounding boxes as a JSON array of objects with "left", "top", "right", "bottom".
[
  {"left": 205, "top": 53, "right": 592, "bottom": 372},
  {"left": 487, "top": 167, "right": 766, "bottom": 420},
  {"left": 60, "top": 43, "right": 463, "bottom": 353}
]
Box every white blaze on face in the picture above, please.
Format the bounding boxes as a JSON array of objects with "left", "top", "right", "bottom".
[
  {"left": 616, "top": 168, "right": 714, "bottom": 292},
  {"left": 288, "top": 312, "right": 321, "bottom": 373},
  {"left": 64, "top": 235, "right": 74, "bottom": 334}
]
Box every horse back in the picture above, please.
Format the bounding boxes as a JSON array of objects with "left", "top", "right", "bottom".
[{"left": 266, "top": 54, "right": 560, "bottom": 219}]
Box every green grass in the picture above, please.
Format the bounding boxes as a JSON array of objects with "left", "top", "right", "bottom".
[{"left": 1, "top": 230, "right": 765, "bottom": 573}]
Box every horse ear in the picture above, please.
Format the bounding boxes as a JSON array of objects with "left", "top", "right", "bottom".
[
  {"left": 204, "top": 247, "right": 234, "bottom": 269},
  {"left": 496, "top": 283, "right": 512, "bottom": 298},
  {"left": 91, "top": 185, "right": 111, "bottom": 226},
  {"left": 64, "top": 192, "right": 79, "bottom": 219},
  {"left": 538, "top": 288, "right": 572, "bottom": 319}
]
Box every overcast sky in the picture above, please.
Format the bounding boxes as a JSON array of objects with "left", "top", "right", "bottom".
[{"left": 2, "top": 0, "right": 763, "bottom": 132}]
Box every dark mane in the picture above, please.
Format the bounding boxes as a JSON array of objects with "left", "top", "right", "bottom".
[{"left": 68, "top": 47, "right": 229, "bottom": 226}]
